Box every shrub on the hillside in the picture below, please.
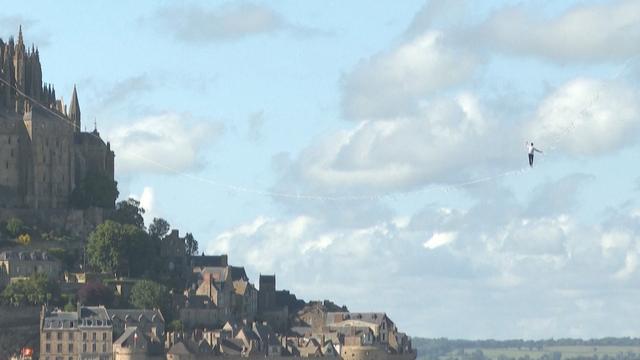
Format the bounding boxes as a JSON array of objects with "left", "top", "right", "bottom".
[
  {"left": 78, "top": 281, "right": 114, "bottom": 307},
  {"left": 17, "top": 233, "right": 31, "bottom": 246},
  {"left": 130, "top": 280, "right": 168, "bottom": 311},
  {"left": 168, "top": 320, "right": 184, "bottom": 332},
  {"left": 5, "top": 217, "right": 24, "bottom": 237},
  {"left": 70, "top": 173, "right": 119, "bottom": 209},
  {"left": 1, "top": 273, "right": 59, "bottom": 307}
]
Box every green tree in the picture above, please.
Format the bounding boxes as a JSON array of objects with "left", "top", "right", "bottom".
[
  {"left": 87, "top": 220, "right": 150, "bottom": 277},
  {"left": 70, "top": 173, "right": 119, "bottom": 209},
  {"left": 149, "top": 218, "right": 171, "bottom": 242},
  {"left": 129, "top": 280, "right": 168, "bottom": 310},
  {"left": 168, "top": 319, "right": 184, "bottom": 332},
  {"left": 185, "top": 232, "right": 198, "bottom": 256},
  {"left": 1, "top": 273, "right": 59, "bottom": 306},
  {"left": 5, "top": 217, "right": 24, "bottom": 237},
  {"left": 64, "top": 301, "right": 77, "bottom": 312},
  {"left": 111, "top": 198, "right": 146, "bottom": 229}
]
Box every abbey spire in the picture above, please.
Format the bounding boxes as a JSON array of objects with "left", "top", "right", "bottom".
[{"left": 69, "top": 85, "right": 81, "bottom": 132}]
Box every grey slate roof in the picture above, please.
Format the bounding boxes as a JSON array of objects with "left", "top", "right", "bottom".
[
  {"left": 0, "top": 250, "right": 54, "bottom": 261},
  {"left": 43, "top": 306, "right": 111, "bottom": 330},
  {"left": 325, "top": 312, "right": 388, "bottom": 325},
  {"left": 107, "top": 308, "right": 164, "bottom": 323},
  {"left": 190, "top": 254, "right": 228, "bottom": 268}
]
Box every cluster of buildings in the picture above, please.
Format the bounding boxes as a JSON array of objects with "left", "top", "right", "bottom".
[
  {"left": 0, "top": 249, "right": 61, "bottom": 288},
  {"left": 36, "top": 233, "right": 415, "bottom": 360},
  {"left": 40, "top": 304, "right": 415, "bottom": 360}
]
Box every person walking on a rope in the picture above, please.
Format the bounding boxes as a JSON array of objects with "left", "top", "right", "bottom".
[{"left": 527, "top": 142, "right": 543, "bottom": 167}]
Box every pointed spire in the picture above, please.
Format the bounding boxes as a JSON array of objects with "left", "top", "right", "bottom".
[
  {"left": 18, "top": 25, "right": 23, "bottom": 46},
  {"left": 69, "top": 85, "right": 81, "bottom": 132}
]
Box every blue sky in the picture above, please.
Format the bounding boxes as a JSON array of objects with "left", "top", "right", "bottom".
[{"left": 4, "top": 0, "right": 640, "bottom": 339}]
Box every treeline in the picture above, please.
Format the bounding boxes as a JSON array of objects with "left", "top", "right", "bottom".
[{"left": 413, "top": 338, "right": 640, "bottom": 360}]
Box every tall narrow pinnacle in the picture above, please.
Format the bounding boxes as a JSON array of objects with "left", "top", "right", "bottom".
[{"left": 69, "top": 85, "right": 81, "bottom": 132}]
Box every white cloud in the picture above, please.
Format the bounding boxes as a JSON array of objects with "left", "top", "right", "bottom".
[
  {"left": 128, "top": 186, "right": 155, "bottom": 225},
  {"left": 343, "top": 31, "right": 478, "bottom": 120},
  {"left": 424, "top": 231, "right": 457, "bottom": 250},
  {"left": 529, "top": 78, "right": 640, "bottom": 156},
  {"left": 107, "top": 113, "right": 222, "bottom": 175},
  {"left": 207, "top": 185, "right": 640, "bottom": 338},
  {"left": 149, "top": 3, "right": 313, "bottom": 43},
  {"left": 471, "top": 0, "right": 640, "bottom": 63},
  {"left": 289, "top": 92, "right": 515, "bottom": 192}
]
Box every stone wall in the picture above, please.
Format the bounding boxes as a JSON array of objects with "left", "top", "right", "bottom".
[
  {"left": 0, "top": 207, "right": 108, "bottom": 239},
  {"left": 0, "top": 305, "right": 40, "bottom": 358}
]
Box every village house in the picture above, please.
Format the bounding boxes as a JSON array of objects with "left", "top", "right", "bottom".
[
  {"left": 40, "top": 305, "right": 113, "bottom": 360},
  {"left": 0, "top": 250, "right": 61, "bottom": 280}
]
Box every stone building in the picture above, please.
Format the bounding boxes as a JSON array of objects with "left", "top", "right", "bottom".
[
  {"left": 0, "top": 250, "right": 61, "bottom": 280},
  {"left": 0, "top": 27, "right": 114, "bottom": 209},
  {"left": 180, "top": 256, "right": 258, "bottom": 328},
  {"left": 106, "top": 308, "right": 166, "bottom": 347},
  {"left": 257, "top": 275, "right": 290, "bottom": 332},
  {"left": 40, "top": 305, "right": 113, "bottom": 360}
]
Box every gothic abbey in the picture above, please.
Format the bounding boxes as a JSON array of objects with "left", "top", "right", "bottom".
[{"left": 0, "top": 28, "right": 114, "bottom": 209}]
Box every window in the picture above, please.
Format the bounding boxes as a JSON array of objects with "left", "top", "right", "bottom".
[
  {"left": 68, "top": 344, "right": 73, "bottom": 352},
  {"left": 92, "top": 332, "right": 96, "bottom": 340},
  {"left": 83, "top": 332, "right": 87, "bottom": 341},
  {"left": 102, "top": 333, "right": 106, "bottom": 341},
  {"left": 92, "top": 344, "right": 96, "bottom": 353},
  {"left": 102, "top": 344, "right": 106, "bottom": 353},
  {"left": 45, "top": 344, "right": 51, "bottom": 352},
  {"left": 57, "top": 344, "right": 62, "bottom": 353},
  {"left": 68, "top": 332, "right": 73, "bottom": 341},
  {"left": 46, "top": 332, "right": 51, "bottom": 340},
  {"left": 83, "top": 344, "right": 86, "bottom": 353},
  {"left": 57, "top": 332, "right": 62, "bottom": 341}
]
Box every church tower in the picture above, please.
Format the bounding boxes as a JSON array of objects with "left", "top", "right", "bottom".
[
  {"left": 68, "top": 85, "right": 80, "bottom": 132},
  {"left": 13, "top": 26, "right": 26, "bottom": 112}
]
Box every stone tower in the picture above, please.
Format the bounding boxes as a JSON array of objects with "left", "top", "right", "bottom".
[
  {"left": 68, "top": 85, "right": 80, "bottom": 132},
  {"left": 0, "top": 28, "right": 115, "bottom": 209}
]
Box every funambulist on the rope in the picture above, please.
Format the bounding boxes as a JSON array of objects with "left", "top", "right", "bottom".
[{"left": 527, "top": 142, "right": 543, "bottom": 167}]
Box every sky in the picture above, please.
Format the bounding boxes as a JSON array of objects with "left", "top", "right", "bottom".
[{"left": 3, "top": 0, "right": 640, "bottom": 339}]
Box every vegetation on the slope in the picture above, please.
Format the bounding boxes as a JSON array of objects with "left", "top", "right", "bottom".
[
  {"left": 77, "top": 281, "right": 115, "bottom": 307},
  {"left": 70, "top": 173, "right": 119, "bottom": 209},
  {"left": 130, "top": 280, "right": 169, "bottom": 312},
  {"left": 86, "top": 220, "right": 150, "bottom": 276},
  {"left": 1, "top": 273, "right": 59, "bottom": 307}
]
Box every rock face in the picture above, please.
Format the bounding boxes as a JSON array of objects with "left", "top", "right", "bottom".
[{"left": 0, "top": 27, "right": 115, "bottom": 210}]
